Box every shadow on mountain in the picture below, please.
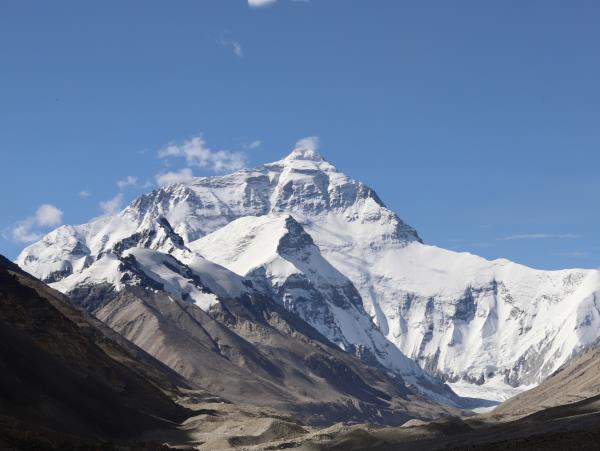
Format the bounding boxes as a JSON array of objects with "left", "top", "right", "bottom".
[{"left": 0, "top": 256, "right": 194, "bottom": 448}]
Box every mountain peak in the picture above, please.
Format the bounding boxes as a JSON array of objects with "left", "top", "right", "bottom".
[
  {"left": 277, "top": 215, "right": 315, "bottom": 253},
  {"left": 282, "top": 137, "right": 324, "bottom": 163},
  {"left": 284, "top": 148, "right": 323, "bottom": 162}
]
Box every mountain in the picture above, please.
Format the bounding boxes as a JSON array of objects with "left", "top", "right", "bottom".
[
  {"left": 0, "top": 253, "right": 459, "bottom": 451},
  {"left": 491, "top": 336, "right": 600, "bottom": 420},
  {"left": 41, "top": 243, "right": 461, "bottom": 423},
  {"left": 23, "top": 220, "right": 462, "bottom": 423},
  {"left": 189, "top": 214, "right": 430, "bottom": 384},
  {"left": 0, "top": 255, "right": 190, "bottom": 447},
  {"left": 93, "top": 285, "right": 464, "bottom": 425},
  {"left": 16, "top": 144, "right": 600, "bottom": 403}
]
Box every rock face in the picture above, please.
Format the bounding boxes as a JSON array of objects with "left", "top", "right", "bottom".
[{"left": 16, "top": 145, "right": 600, "bottom": 401}]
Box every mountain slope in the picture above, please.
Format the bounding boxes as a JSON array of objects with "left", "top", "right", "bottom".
[
  {"left": 0, "top": 255, "right": 190, "bottom": 446},
  {"left": 68, "top": 282, "right": 460, "bottom": 425},
  {"left": 189, "top": 214, "right": 447, "bottom": 396},
  {"left": 491, "top": 336, "right": 600, "bottom": 420},
  {"left": 16, "top": 145, "right": 600, "bottom": 402},
  {"left": 322, "top": 240, "right": 600, "bottom": 401}
]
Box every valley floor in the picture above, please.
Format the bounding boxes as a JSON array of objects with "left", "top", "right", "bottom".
[
  {"left": 448, "top": 377, "right": 534, "bottom": 412},
  {"left": 151, "top": 392, "right": 600, "bottom": 451}
]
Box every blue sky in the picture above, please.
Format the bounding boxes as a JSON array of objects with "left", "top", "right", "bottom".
[{"left": 1, "top": 0, "right": 599, "bottom": 269}]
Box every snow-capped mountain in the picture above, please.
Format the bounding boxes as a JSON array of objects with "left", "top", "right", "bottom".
[
  {"left": 17, "top": 144, "right": 600, "bottom": 403},
  {"left": 190, "top": 213, "right": 425, "bottom": 378}
]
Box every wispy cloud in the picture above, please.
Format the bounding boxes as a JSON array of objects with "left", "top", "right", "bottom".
[
  {"left": 219, "top": 33, "right": 243, "bottom": 58},
  {"left": 99, "top": 193, "right": 124, "bottom": 216},
  {"left": 499, "top": 233, "right": 582, "bottom": 241},
  {"left": 6, "top": 204, "right": 63, "bottom": 243},
  {"left": 470, "top": 242, "right": 492, "bottom": 248},
  {"left": 158, "top": 135, "right": 247, "bottom": 173},
  {"left": 248, "top": 0, "right": 277, "bottom": 7},
  {"left": 117, "top": 175, "right": 138, "bottom": 189},
  {"left": 556, "top": 250, "right": 587, "bottom": 258},
  {"left": 79, "top": 190, "right": 91, "bottom": 198},
  {"left": 246, "top": 140, "right": 262, "bottom": 150},
  {"left": 155, "top": 168, "right": 194, "bottom": 186}
]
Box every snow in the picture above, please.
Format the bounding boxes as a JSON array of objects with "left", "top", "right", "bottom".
[
  {"left": 50, "top": 245, "right": 242, "bottom": 312},
  {"left": 449, "top": 376, "right": 534, "bottom": 408},
  {"left": 190, "top": 214, "right": 428, "bottom": 382},
  {"left": 16, "top": 145, "right": 600, "bottom": 404},
  {"left": 317, "top": 239, "right": 600, "bottom": 391},
  {"left": 173, "top": 250, "right": 248, "bottom": 299},
  {"left": 123, "top": 248, "right": 219, "bottom": 311},
  {"left": 51, "top": 252, "right": 124, "bottom": 292}
]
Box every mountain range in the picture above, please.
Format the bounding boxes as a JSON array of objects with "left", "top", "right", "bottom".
[{"left": 17, "top": 144, "right": 600, "bottom": 406}]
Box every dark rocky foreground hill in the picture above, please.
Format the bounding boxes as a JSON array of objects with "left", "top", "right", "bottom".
[{"left": 0, "top": 256, "right": 191, "bottom": 448}]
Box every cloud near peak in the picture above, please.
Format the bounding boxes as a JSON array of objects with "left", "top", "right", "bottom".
[
  {"left": 295, "top": 136, "right": 320, "bottom": 152},
  {"left": 7, "top": 204, "right": 63, "bottom": 243},
  {"left": 117, "top": 175, "right": 138, "bottom": 189},
  {"left": 155, "top": 168, "right": 194, "bottom": 186},
  {"left": 99, "top": 193, "right": 124, "bottom": 216},
  {"left": 158, "top": 135, "right": 246, "bottom": 173},
  {"left": 35, "top": 204, "right": 63, "bottom": 227}
]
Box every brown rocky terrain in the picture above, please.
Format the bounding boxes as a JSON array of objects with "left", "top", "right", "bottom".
[
  {"left": 490, "top": 337, "right": 600, "bottom": 420},
  {"left": 0, "top": 256, "right": 191, "bottom": 448},
  {"left": 79, "top": 284, "right": 460, "bottom": 426}
]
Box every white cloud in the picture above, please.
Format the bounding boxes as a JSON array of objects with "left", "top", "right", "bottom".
[
  {"left": 295, "top": 136, "right": 320, "bottom": 152},
  {"left": 117, "top": 175, "right": 138, "bottom": 189},
  {"left": 248, "top": 0, "right": 277, "bottom": 7},
  {"left": 247, "top": 140, "right": 262, "bottom": 149},
  {"left": 155, "top": 168, "right": 194, "bottom": 186},
  {"left": 99, "top": 193, "right": 124, "bottom": 216},
  {"left": 211, "top": 150, "right": 247, "bottom": 173},
  {"left": 7, "top": 204, "right": 63, "bottom": 243},
  {"left": 499, "top": 233, "right": 582, "bottom": 241},
  {"left": 79, "top": 190, "right": 91, "bottom": 198},
  {"left": 35, "top": 204, "right": 63, "bottom": 227},
  {"left": 10, "top": 218, "right": 41, "bottom": 243},
  {"left": 158, "top": 135, "right": 247, "bottom": 173}
]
